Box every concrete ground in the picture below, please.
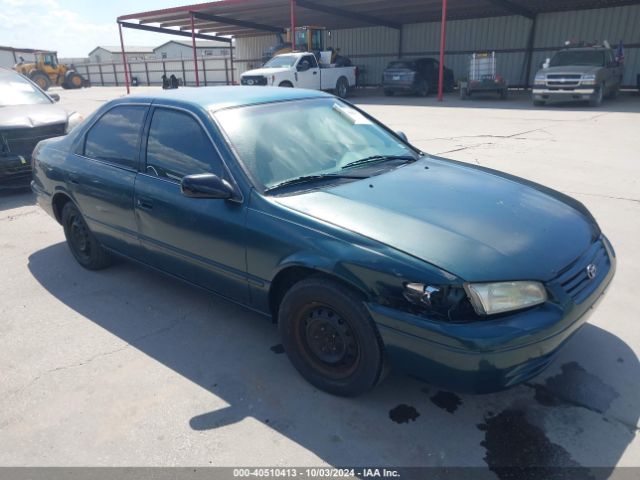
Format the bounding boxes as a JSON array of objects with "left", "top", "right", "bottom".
[{"left": 1, "top": 86, "right": 639, "bottom": 474}]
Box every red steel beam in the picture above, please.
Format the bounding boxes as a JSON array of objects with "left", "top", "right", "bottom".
[
  {"left": 190, "top": 12, "right": 200, "bottom": 86},
  {"left": 437, "top": 0, "right": 447, "bottom": 101},
  {"left": 290, "top": 0, "right": 296, "bottom": 50},
  {"left": 118, "top": 22, "right": 130, "bottom": 94}
]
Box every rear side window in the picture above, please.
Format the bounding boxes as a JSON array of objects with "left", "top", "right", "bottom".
[
  {"left": 145, "top": 108, "right": 222, "bottom": 182},
  {"left": 84, "top": 105, "right": 146, "bottom": 169}
]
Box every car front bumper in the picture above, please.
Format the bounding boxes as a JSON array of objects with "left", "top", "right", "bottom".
[
  {"left": 532, "top": 88, "right": 596, "bottom": 102},
  {"left": 0, "top": 154, "right": 32, "bottom": 189},
  {"left": 366, "top": 236, "right": 616, "bottom": 393}
]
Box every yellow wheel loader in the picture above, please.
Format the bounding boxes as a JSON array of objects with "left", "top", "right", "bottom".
[{"left": 13, "top": 52, "right": 87, "bottom": 91}]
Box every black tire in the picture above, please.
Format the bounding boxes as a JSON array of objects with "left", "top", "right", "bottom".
[
  {"left": 533, "top": 99, "right": 545, "bottom": 107},
  {"left": 278, "top": 276, "right": 385, "bottom": 396},
  {"left": 61, "top": 202, "right": 112, "bottom": 270},
  {"left": 30, "top": 71, "right": 51, "bottom": 91},
  {"left": 384, "top": 89, "right": 395, "bottom": 97},
  {"left": 278, "top": 81, "right": 293, "bottom": 88},
  {"left": 335, "top": 76, "right": 349, "bottom": 98},
  {"left": 416, "top": 80, "right": 429, "bottom": 97},
  {"left": 65, "top": 71, "right": 83, "bottom": 89},
  {"left": 589, "top": 83, "right": 604, "bottom": 107}
]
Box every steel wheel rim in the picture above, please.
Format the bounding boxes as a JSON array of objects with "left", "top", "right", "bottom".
[
  {"left": 298, "top": 305, "right": 360, "bottom": 378},
  {"left": 69, "top": 213, "right": 91, "bottom": 260},
  {"left": 338, "top": 80, "right": 347, "bottom": 97}
]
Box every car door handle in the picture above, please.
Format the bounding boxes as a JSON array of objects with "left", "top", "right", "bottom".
[{"left": 136, "top": 198, "right": 154, "bottom": 210}]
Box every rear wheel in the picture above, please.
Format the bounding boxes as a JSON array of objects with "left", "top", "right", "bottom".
[
  {"left": 335, "top": 76, "right": 349, "bottom": 98},
  {"left": 278, "top": 276, "right": 385, "bottom": 396},
  {"left": 61, "top": 202, "right": 112, "bottom": 270},
  {"left": 30, "top": 71, "right": 51, "bottom": 91}
]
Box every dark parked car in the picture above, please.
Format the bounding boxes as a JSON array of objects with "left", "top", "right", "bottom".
[
  {"left": 32, "top": 87, "right": 615, "bottom": 396},
  {"left": 0, "top": 67, "right": 82, "bottom": 189},
  {"left": 382, "top": 58, "right": 454, "bottom": 96}
]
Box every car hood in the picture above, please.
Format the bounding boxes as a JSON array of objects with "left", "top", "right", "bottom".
[
  {"left": 0, "top": 104, "right": 68, "bottom": 129},
  {"left": 541, "top": 65, "right": 600, "bottom": 75},
  {"left": 242, "top": 67, "right": 290, "bottom": 77},
  {"left": 274, "top": 158, "right": 598, "bottom": 282}
]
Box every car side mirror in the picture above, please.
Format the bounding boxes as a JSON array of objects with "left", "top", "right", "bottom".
[
  {"left": 395, "top": 131, "right": 408, "bottom": 142},
  {"left": 49, "top": 93, "right": 60, "bottom": 102},
  {"left": 181, "top": 173, "right": 234, "bottom": 199},
  {"left": 297, "top": 62, "right": 310, "bottom": 72}
]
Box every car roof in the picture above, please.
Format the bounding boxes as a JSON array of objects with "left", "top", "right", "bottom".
[{"left": 127, "top": 86, "right": 331, "bottom": 112}]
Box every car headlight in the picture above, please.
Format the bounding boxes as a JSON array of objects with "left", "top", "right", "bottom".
[
  {"left": 66, "top": 111, "right": 84, "bottom": 133},
  {"left": 464, "top": 281, "right": 547, "bottom": 316},
  {"left": 581, "top": 74, "right": 596, "bottom": 85}
]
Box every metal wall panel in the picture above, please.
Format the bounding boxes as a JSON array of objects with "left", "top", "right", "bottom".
[{"left": 235, "top": 4, "right": 640, "bottom": 87}]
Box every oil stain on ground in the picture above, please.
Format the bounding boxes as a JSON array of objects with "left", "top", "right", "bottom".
[
  {"left": 389, "top": 404, "right": 420, "bottom": 424},
  {"left": 533, "top": 362, "right": 619, "bottom": 414},
  {"left": 429, "top": 390, "right": 462, "bottom": 414},
  {"left": 478, "top": 409, "right": 594, "bottom": 480},
  {"left": 270, "top": 344, "right": 285, "bottom": 354}
]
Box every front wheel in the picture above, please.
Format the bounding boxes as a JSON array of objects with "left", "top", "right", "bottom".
[
  {"left": 335, "top": 77, "right": 349, "bottom": 98},
  {"left": 278, "top": 276, "right": 385, "bottom": 396},
  {"left": 61, "top": 202, "right": 112, "bottom": 270},
  {"left": 589, "top": 83, "right": 604, "bottom": 107},
  {"left": 278, "top": 81, "right": 293, "bottom": 88}
]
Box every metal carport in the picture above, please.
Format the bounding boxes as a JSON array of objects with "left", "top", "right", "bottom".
[{"left": 117, "top": 0, "right": 640, "bottom": 98}]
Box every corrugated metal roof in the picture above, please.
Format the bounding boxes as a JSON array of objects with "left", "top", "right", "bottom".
[{"left": 118, "top": 0, "right": 640, "bottom": 38}]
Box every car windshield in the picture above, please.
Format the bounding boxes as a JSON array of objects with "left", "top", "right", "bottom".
[
  {"left": 550, "top": 50, "right": 605, "bottom": 67},
  {"left": 214, "top": 98, "right": 417, "bottom": 191},
  {"left": 387, "top": 61, "right": 415, "bottom": 69},
  {"left": 263, "top": 55, "right": 297, "bottom": 68},
  {"left": 0, "top": 71, "right": 52, "bottom": 106}
]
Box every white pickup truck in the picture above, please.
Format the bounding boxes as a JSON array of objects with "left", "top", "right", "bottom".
[{"left": 240, "top": 52, "right": 356, "bottom": 98}]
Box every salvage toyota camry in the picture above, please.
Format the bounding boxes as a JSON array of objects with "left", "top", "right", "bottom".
[{"left": 31, "top": 87, "right": 615, "bottom": 396}]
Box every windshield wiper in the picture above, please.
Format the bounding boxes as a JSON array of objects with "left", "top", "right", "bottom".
[
  {"left": 341, "top": 154, "right": 417, "bottom": 170},
  {"left": 265, "top": 173, "right": 366, "bottom": 193}
]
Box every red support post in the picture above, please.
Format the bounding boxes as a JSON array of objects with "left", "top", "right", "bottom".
[
  {"left": 190, "top": 12, "right": 200, "bottom": 87},
  {"left": 118, "top": 22, "right": 130, "bottom": 95},
  {"left": 437, "top": 0, "right": 448, "bottom": 101},
  {"left": 290, "top": 0, "right": 296, "bottom": 51}
]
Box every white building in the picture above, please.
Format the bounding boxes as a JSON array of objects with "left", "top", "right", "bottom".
[
  {"left": 0, "top": 46, "right": 52, "bottom": 69},
  {"left": 88, "top": 46, "right": 154, "bottom": 63},
  {"left": 153, "top": 40, "right": 232, "bottom": 60}
]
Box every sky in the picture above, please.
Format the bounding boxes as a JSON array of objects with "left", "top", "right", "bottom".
[{"left": 0, "top": 0, "right": 200, "bottom": 57}]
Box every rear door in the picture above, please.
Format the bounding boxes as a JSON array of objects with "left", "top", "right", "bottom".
[
  {"left": 134, "top": 105, "right": 248, "bottom": 302},
  {"left": 69, "top": 103, "right": 149, "bottom": 256},
  {"left": 296, "top": 54, "right": 320, "bottom": 90}
]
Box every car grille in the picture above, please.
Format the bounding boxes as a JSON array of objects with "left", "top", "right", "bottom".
[
  {"left": 241, "top": 76, "right": 267, "bottom": 86},
  {"left": 546, "top": 74, "right": 581, "bottom": 88},
  {"left": 1, "top": 123, "right": 66, "bottom": 159},
  {"left": 554, "top": 238, "right": 610, "bottom": 304}
]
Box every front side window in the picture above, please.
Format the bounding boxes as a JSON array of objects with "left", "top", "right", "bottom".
[
  {"left": 300, "top": 55, "right": 318, "bottom": 69},
  {"left": 215, "top": 98, "right": 416, "bottom": 190},
  {"left": 145, "top": 108, "right": 222, "bottom": 182},
  {"left": 84, "top": 105, "right": 147, "bottom": 169}
]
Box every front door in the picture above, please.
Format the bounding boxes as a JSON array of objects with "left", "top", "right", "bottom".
[
  {"left": 134, "top": 106, "right": 248, "bottom": 303},
  {"left": 296, "top": 54, "right": 320, "bottom": 90}
]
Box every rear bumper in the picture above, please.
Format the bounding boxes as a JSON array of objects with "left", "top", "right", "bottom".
[
  {"left": 533, "top": 88, "right": 596, "bottom": 102},
  {"left": 382, "top": 83, "right": 416, "bottom": 93},
  {"left": 367, "top": 237, "right": 616, "bottom": 393}
]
